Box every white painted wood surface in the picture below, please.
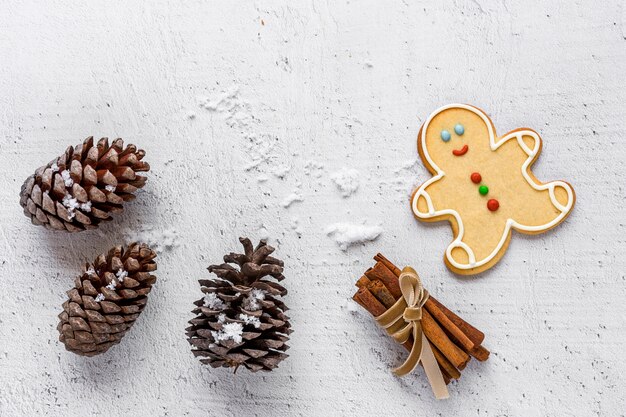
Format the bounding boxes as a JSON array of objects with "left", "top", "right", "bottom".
[{"left": 1, "top": 1, "right": 624, "bottom": 415}]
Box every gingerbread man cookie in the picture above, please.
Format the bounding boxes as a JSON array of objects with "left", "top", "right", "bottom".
[{"left": 411, "top": 104, "right": 575, "bottom": 275}]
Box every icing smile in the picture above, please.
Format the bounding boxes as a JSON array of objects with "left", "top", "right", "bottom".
[{"left": 452, "top": 144, "right": 468, "bottom": 156}]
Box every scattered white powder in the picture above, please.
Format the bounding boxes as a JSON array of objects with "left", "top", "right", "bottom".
[
  {"left": 86, "top": 267, "right": 96, "bottom": 276},
  {"left": 242, "top": 288, "right": 266, "bottom": 311},
  {"left": 203, "top": 293, "right": 227, "bottom": 310},
  {"left": 330, "top": 167, "right": 360, "bottom": 197},
  {"left": 304, "top": 160, "right": 325, "bottom": 178},
  {"left": 122, "top": 226, "right": 179, "bottom": 254},
  {"left": 243, "top": 133, "right": 279, "bottom": 171},
  {"left": 115, "top": 269, "right": 128, "bottom": 283},
  {"left": 105, "top": 281, "right": 117, "bottom": 290},
  {"left": 325, "top": 223, "right": 383, "bottom": 251},
  {"left": 199, "top": 86, "right": 239, "bottom": 112},
  {"left": 281, "top": 191, "right": 303, "bottom": 208},
  {"left": 290, "top": 217, "right": 303, "bottom": 237},
  {"left": 211, "top": 322, "right": 244, "bottom": 344},
  {"left": 95, "top": 293, "right": 105, "bottom": 302},
  {"left": 61, "top": 170, "right": 74, "bottom": 187},
  {"left": 199, "top": 86, "right": 253, "bottom": 130},
  {"left": 270, "top": 164, "right": 291, "bottom": 179},
  {"left": 238, "top": 314, "right": 262, "bottom": 328},
  {"left": 105, "top": 185, "right": 116, "bottom": 192},
  {"left": 217, "top": 313, "right": 227, "bottom": 324},
  {"left": 50, "top": 163, "right": 60, "bottom": 172},
  {"left": 379, "top": 159, "right": 421, "bottom": 198},
  {"left": 256, "top": 225, "right": 270, "bottom": 241}
]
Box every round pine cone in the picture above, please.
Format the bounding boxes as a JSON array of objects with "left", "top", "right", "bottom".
[
  {"left": 19, "top": 136, "right": 149, "bottom": 232},
  {"left": 58, "top": 243, "right": 157, "bottom": 356},
  {"left": 186, "top": 238, "right": 291, "bottom": 372}
]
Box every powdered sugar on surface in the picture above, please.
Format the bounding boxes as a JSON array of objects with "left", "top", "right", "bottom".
[
  {"left": 330, "top": 167, "right": 360, "bottom": 197},
  {"left": 280, "top": 191, "right": 303, "bottom": 208},
  {"left": 324, "top": 223, "right": 383, "bottom": 251}
]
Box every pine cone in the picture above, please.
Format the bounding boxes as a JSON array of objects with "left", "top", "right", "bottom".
[
  {"left": 186, "top": 238, "right": 291, "bottom": 372},
  {"left": 58, "top": 243, "right": 157, "bottom": 356},
  {"left": 19, "top": 136, "right": 149, "bottom": 232}
]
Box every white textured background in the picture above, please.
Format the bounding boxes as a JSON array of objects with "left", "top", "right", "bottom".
[{"left": 1, "top": 1, "right": 625, "bottom": 416}]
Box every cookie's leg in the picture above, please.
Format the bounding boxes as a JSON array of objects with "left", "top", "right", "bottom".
[
  {"left": 445, "top": 216, "right": 510, "bottom": 272},
  {"left": 512, "top": 180, "right": 575, "bottom": 232}
]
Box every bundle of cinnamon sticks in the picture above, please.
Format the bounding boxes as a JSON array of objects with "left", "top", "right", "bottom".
[{"left": 353, "top": 254, "right": 489, "bottom": 384}]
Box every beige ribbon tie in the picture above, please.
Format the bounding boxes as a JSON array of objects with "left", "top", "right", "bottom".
[{"left": 375, "top": 266, "right": 449, "bottom": 400}]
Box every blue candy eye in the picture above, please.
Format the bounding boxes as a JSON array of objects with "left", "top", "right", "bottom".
[
  {"left": 440, "top": 130, "right": 451, "bottom": 142},
  {"left": 454, "top": 124, "right": 465, "bottom": 135}
]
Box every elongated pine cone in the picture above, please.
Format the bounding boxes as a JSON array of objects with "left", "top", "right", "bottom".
[
  {"left": 19, "top": 137, "right": 149, "bottom": 232},
  {"left": 186, "top": 238, "right": 291, "bottom": 372},
  {"left": 58, "top": 243, "right": 157, "bottom": 356}
]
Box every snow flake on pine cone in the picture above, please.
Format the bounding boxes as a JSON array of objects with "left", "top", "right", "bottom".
[
  {"left": 203, "top": 293, "right": 227, "bottom": 310},
  {"left": 115, "top": 269, "right": 128, "bottom": 283},
  {"left": 211, "top": 322, "right": 243, "bottom": 344},
  {"left": 238, "top": 313, "right": 261, "bottom": 328},
  {"left": 62, "top": 194, "right": 80, "bottom": 219},
  {"left": 61, "top": 170, "right": 74, "bottom": 187},
  {"left": 241, "top": 288, "right": 266, "bottom": 311}
]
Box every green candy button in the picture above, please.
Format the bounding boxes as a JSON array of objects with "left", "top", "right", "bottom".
[{"left": 479, "top": 185, "right": 489, "bottom": 196}]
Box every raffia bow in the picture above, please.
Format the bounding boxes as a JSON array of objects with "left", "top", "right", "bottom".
[{"left": 375, "top": 266, "right": 449, "bottom": 400}]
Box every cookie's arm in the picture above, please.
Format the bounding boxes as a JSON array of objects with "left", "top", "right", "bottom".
[{"left": 507, "top": 129, "right": 541, "bottom": 158}]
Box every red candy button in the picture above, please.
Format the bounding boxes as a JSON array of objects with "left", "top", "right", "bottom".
[
  {"left": 470, "top": 172, "right": 482, "bottom": 184},
  {"left": 487, "top": 199, "right": 499, "bottom": 212}
]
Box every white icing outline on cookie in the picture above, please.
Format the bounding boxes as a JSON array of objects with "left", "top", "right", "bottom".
[{"left": 412, "top": 104, "right": 575, "bottom": 271}]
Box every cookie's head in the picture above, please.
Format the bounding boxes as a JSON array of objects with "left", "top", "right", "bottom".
[{"left": 420, "top": 105, "right": 495, "bottom": 171}]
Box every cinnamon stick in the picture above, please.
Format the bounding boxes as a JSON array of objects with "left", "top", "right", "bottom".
[
  {"left": 364, "top": 262, "right": 401, "bottom": 298},
  {"left": 356, "top": 285, "right": 453, "bottom": 385},
  {"left": 358, "top": 260, "right": 472, "bottom": 371},
  {"left": 431, "top": 343, "right": 461, "bottom": 380},
  {"left": 367, "top": 280, "right": 396, "bottom": 308},
  {"left": 354, "top": 254, "right": 490, "bottom": 387},
  {"left": 468, "top": 344, "right": 490, "bottom": 362},
  {"left": 424, "top": 299, "right": 475, "bottom": 352},
  {"left": 374, "top": 253, "right": 489, "bottom": 360},
  {"left": 404, "top": 334, "right": 459, "bottom": 381},
  {"left": 421, "top": 308, "right": 470, "bottom": 370},
  {"left": 353, "top": 287, "right": 387, "bottom": 317},
  {"left": 428, "top": 296, "right": 485, "bottom": 347},
  {"left": 374, "top": 253, "right": 402, "bottom": 276},
  {"left": 356, "top": 275, "right": 371, "bottom": 288},
  {"left": 367, "top": 275, "right": 470, "bottom": 370}
]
